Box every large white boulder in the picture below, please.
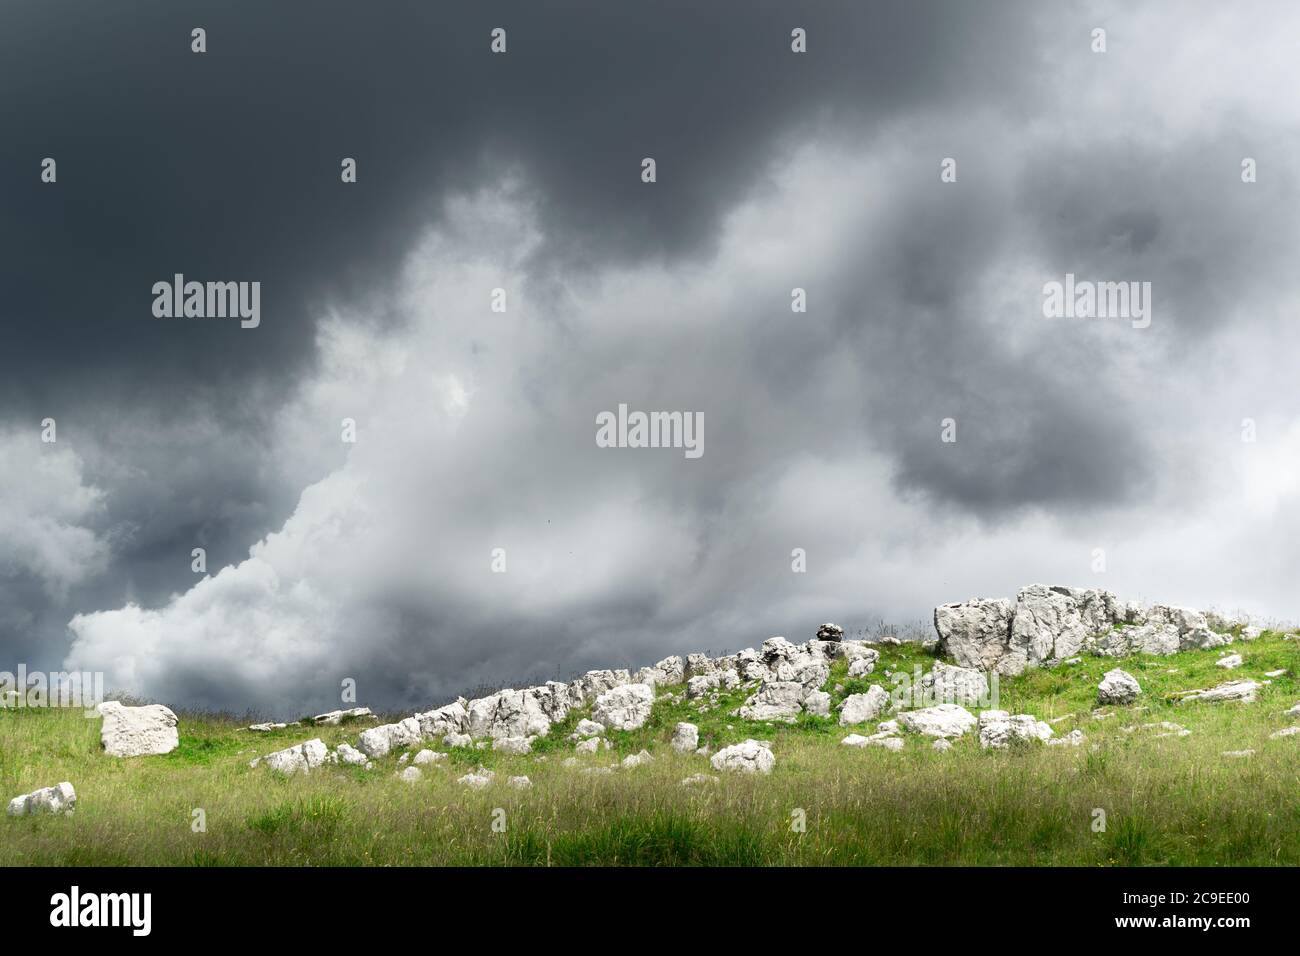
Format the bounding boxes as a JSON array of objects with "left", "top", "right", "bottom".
[
  {"left": 592, "top": 683, "right": 655, "bottom": 731},
  {"left": 1007, "top": 585, "right": 1119, "bottom": 671},
  {"left": 710, "top": 739, "right": 775, "bottom": 774},
  {"left": 98, "top": 701, "right": 179, "bottom": 757},
  {"left": 934, "top": 598, "right": 1014, "bottom": 672},
  {"left": 1097, "top": 668, "right": 1142, "bottom": 706},
  {"left": 7, "top": 782, "right": 76, "bottom": 816},
  {"left": 466, "top": 689, "right": 553, "bottom": 740},
  {"left": 414, "top": 700, "right": 468, "bottom": 738},
  {"left": 895, "top": 704, "right": 977, "bottom": 738}
]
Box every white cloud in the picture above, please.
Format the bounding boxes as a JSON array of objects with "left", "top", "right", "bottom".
[{"left": 0, "top": 431, "right": 108, "bottom": 596}]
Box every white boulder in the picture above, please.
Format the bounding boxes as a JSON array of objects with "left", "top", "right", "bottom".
[
  {"left": 710, "top": 739, "right": 775, "bottom": 774},
  {"left": 98, "top": 701, "right": 179, "bottom": 757},
  {"left": 7, "top": 782, "right": 76, "bottom": 816},
  {"left": 1097, "top": 668, "right": 1141, "bottom": 706},
  {"left": 896, "top": 703, "right": 977, "bottom": 738}
]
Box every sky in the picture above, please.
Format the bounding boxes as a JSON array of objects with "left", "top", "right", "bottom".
[{"left": 3, "top": 0, "right": 1300, "bottom": 716}]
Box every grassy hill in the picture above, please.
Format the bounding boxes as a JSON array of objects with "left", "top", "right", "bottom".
[{"left": 3, "top": 632, "right": 1299, "bottom": 865}]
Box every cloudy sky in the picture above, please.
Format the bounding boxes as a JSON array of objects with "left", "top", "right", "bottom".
[{"left": 3, "top": 1, "right": 1299, "bottom": 716}]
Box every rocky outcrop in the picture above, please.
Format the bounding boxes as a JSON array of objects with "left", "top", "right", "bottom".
[
  {"left": 592, "top": 683, "right": 655, "bottom": 731},
  {"left": 98, "top": 701, "right": 179, "bottom": 757},
  {"left": 936, "top": 585, "right": 1247, "bottom": 675}
]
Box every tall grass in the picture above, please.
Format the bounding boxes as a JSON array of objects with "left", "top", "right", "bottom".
[{"left": 2, "top": 634, "right": 1297, "bottom": 865}]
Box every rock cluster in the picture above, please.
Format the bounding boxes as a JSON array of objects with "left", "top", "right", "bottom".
[{"left": 936, "top": 585, "right": 1246, "bottom": 675}]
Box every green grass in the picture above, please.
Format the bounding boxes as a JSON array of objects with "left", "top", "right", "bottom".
[{"left": 2, "top": 633, "right": 1298, "bottom": 866}]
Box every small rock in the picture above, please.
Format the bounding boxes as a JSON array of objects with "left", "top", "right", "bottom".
[
  {"left": 574, "top": 719, "right": 606, "bottom": 737},
  {"left": 680, "top": 773, "right": 719, "bottom": 786},
  {"left": 671, "top": 722, "right": 699, "bottom": 754},
  {"left": 815, "top": 623, "right": 844, "bottom": 642},
  {"left": 443, "top": 733, "right": 474, "bottom": 749},
  {"left": 1216, "top": 654, "right": 1243, "bottom": 670},
  {"left": 492, "top": 736, "right": 534, "bottom": 755},
  {"left": 710, "top": 739, "right": 775, "bottom": 774},
  {"left": 932, "top": 738, "right": 952, "bottom": 752},
  {"left": 1268, "top": 726, "right": 1300, "bottom": 739},
  {"left": 457, "top": 767, "right": 495, "bottom": 789},
  {"left": 508, "top": 775, "right": 532, "bottom": 789},
  {"left": 1221, "top": 749, "right": 1254, "bottom": 758},
  {"left": 412, "top": 749, "right": 445, "bottom": 765},
  {"left": 1178, "top": 680, "right": 1260, "bottom": 704},
  {"left": 7, "top": 782, "right": 76, "bottom": 817},
  {"left": 397, "top": 766, "right": 422, "bottom": 782},
  {"left": 257, "top": 738, "right": 329, "bottom": 775},
  {"left": 335, "top": 742, "right": 369, "bottom": 766},
  {"left": 1097, "top": 668, "right": 1141, "bottom": 706},
  {"left": 1263, "top": 669, "right": 1287, "bottom": 678},
  {"left": 839, "top": 686, "right": 890, "bottom": 726},
  {"left": 621, "top": 749, "right": 654, "bottom": 768},
  {"left": 1046, "top": 729, "right": 1085, "bottom": 747}
]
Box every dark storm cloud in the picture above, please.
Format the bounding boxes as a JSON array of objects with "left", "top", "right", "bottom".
[
  {"left": 0, "top": 0, "right": 1041, "bottom": 410},
  {"left": 10, "top": 1, "right": 1300, "bottom": 714}
]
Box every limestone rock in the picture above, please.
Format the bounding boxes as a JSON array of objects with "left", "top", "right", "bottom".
[
  {"left": 671, "top": 722, "right": 699, "bottom": 754},
  {"left": 920, "top": 662, "right": 989, "bottom": 706},
  {"left": 7, "top": 782, "right": 76, "bottom": 816},
  {"left": 98, "top": 701, "right": 179, "bottom": 757},
  {"left": 1178, "top": 680, "right": 1260, "bottom": 704},
  {"left": 1097, "top": 668, "right": 1141, "bottom": 706},
  {"left": 592, "top": 683, "right": 655, "bottom": 731},
  {"left": 803, "top": 690, "right": 832, "bottom": 717},
  {"left": 457, "top": 767, "right": 495, "bottom": 789},
  {"left": 978, "top": 711, "right": 1053, "bottom": 749},
  {"left": 710, "top": 739, "right": 775, "bottom": 774},
  {"left": 839, "top": 685, "right": 890, "bottom": 726},
  {"left": 738, "top": 681, "right": 805, "bottom": 721},
  {"left": 358, "top": 717, "right": 422, "bottom": 758},
  {"left": 896, "top": 703, "right": 976, "bottom": 738},
  {"left": 257, "top": 738, "right": 329, "bottom": 774},
  {"left": 335, "top": 743, "right": 369, "bottom": 766},
  {"left": 934, "top": 597, "right": 1014, "bottom": 672}
]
